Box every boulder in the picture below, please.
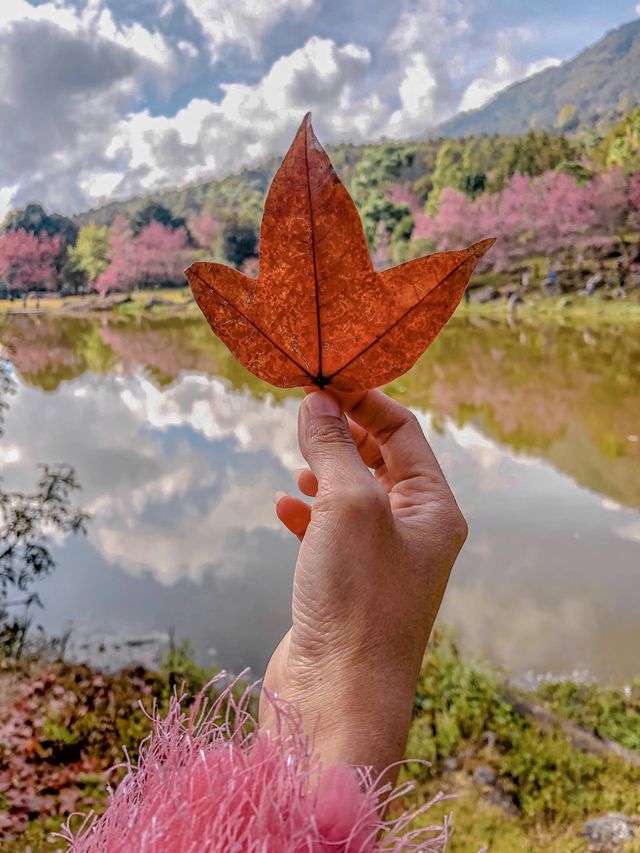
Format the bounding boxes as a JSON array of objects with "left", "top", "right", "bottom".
[
  {"left": 580, "top": 813, "right": 636, "bottom": 850},
  {"left": 469, "top": 286, "right": 499, "bottom": 304},
  {"left": 473, "top": 766, "right": 497, "bottom": 786},
  {"left": 144, "top": 297, "right": 174, "bottom": 309}
]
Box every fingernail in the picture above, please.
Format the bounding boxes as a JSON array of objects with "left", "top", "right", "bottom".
[
  {"left": 273, "top": 490, "right": 287, "bottom": 505},
  {"left": 306, "top": 391, "right": 341, "bottom": 418},
  {"left": 292, "top": 468, "right": 306, "bottom": 485}
]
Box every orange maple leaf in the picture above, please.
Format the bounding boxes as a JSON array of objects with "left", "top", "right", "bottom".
[{"left": 186, "top": 114, "right": 494, "bottom": 391}]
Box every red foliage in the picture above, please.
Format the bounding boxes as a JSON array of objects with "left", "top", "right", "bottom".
[
  {"left": 411, "top": 168, "right": 638, "bottom": 269},
  {"left": 95, "top": 217, "right": 190, "bottom": 294},
  {"left": 0, "top": 660, "right": 167, "bottom": 843},
  {"left": 0, "top": 230, "right": 60, "bottom": 291},
  {"left": 189, "top": 211, "right": 220, "bottom": 250}
]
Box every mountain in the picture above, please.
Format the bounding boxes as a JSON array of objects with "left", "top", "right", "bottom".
[
  {"left": 437, "top": 18, "right": 640, "bottom": 137},
  {"left": 74, "top": 20, "right": 640, "bottom": 230}
]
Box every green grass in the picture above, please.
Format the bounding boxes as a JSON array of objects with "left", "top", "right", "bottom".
[{"left": 401, "top": 631, "right": 640, "bottom": 850}]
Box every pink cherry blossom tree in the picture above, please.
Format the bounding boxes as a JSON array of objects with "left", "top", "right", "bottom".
[
  {"left": 189, "top": 212, "right": 220, "bottom": 251},
  {"left": 95, "top": 218, "right": 190, "bottom": 294},
  {"left": 0, "top": 230, "right": 60, "bottom": 292}
]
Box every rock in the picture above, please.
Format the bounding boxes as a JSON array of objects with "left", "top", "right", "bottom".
[
  {"left": 486, "top": 788, "right": 520, "bottom": 817},
  {"left": 507, "top": 292, "right": 524, "bottom": 310},
  {"left": 472, "top": 765, "right": 519, "bottom": 817},
  {"left": 580, "top": 814, "right": 636, "bottom": 850},
  {"left": 473, "top": 766, "right": 497, "bottom": 786},
  {"left": 483, "top": 730, "right": 497, "bottom": 749},
  {"left": 144, "top": 297, "right": 174, "bottom": 309},
  {"left": 469, "top": 285, "right": 499, "bottom": 304},
  {"left": 443, "top": 757, "right": 458, "bottom": 771}
]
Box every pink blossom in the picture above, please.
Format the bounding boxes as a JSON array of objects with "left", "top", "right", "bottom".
[
  {"left": 189, "top": 211, "right": 220, "bottom": 249},
  {"left": 60, "top": 674, "right": 449, "bottom": 852},
  {"left": 0, "top": 230, "right": 60, "bottom": 290},
  {"left": 95, "top": 218, "right": 190, "bottom": 294}
]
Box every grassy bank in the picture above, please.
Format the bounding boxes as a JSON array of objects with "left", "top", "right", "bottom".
[
  {"left": 458, "top": 291, "right": 640, "bottom": 324},
  {"left": 0, "top": 288, "right": 193, "bottom": 317},
  {"left": 2, "top": 634, "right": 640, "bottom": 851},
  {"left": 2, "top": 286, "right": 640, "bottom": 325}
]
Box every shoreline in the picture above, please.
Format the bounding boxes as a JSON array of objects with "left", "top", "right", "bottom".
[
  {"left": 2, "top": 287, "right": 640, "bottom": 324},
  {"left": 2, "top": 633, "right": 639, "bottom": 851}
]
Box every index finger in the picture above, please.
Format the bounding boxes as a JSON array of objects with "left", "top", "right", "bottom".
[{"left": 336, "top": 389, "right": 445, "bottom": 486}]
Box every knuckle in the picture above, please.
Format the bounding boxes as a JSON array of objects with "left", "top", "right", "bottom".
[
  {"left": 450, "top": 506, "right": 468, "bottom": 548},
  {"left": 335, "top": 481, "right": 387, "bottom": 518},
  {"left": 308, "top": 417, "right": 351, "bottom": 448}
]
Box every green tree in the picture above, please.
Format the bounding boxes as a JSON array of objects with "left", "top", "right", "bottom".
[
  {"left": 68, "top": 224, "right": 110, "bottom": 286},
  {"left": 601, "top": 107, "right": 640, "bottom": 173},
  {"left": 556, "top": 104, "right": 580, "bottom": 132},
  {"left": 351, "top": 143, "right": 417, "bottom": 245},
  {"left": 427, "top": 140, "right": 465, "bottom": 212},
  {"left": 428, "top": 137, "right": 496, "bottom": 209},
  {"left": 222, "top": 222, "right": 258, "bottom": 268},
  {"left": 493, "top": 130, "right": 578, "bottom": 188},
  {"left": 130, "top": 203, "right": 189, "bottom": 237},
  {"left": 0, "top": 464, "right": 88, "bottom": 657},
  {"left": 1, "top": 203, "right": 77, "bottom": 247}
]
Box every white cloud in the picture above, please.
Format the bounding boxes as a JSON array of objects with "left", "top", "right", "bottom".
[
  {"left": 636, "top": 3, "right": 640, "bottom": 16},
  {"left": 0, "top": 0, "right": 176, "bottom": 214},
  {"left": 0, "top": 184, "right": 18, "bottom": 222},
  {"left": 1, "top": 371, "right": 302, "bottom": 585},
  {"left": 385, "top": 0, "right": 471, "bottom": 137},
  {"left": 177, "top": 38, "right": 198, "bottom": 59},
  {"left": 459, "top": 30, "right": 560, "bottom": 113},
  {"left": 0, "top": 0, "right": 573, "bottom": 215},
  {"left": 0, "top": 0, "right": 171, "bottom": 65},
  {"left": 106, "top": 36, "right": 381, "bottom": 198},
  {"left": 616, "top": 521, "right": 640, "bottom": 544},
  {"left": 184, "top": 0, "right": 314, "bottom": 62},
  {"left": 526, "top": 56, "right": 562, "bottom": 76}
]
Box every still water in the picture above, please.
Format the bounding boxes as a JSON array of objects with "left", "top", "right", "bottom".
[{"left": 1, "top": 312, "right": 639, "bottom": 682}]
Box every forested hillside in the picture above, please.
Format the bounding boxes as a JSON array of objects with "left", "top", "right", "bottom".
[
  {"left": 438, "top": 18, "right": 640, "bottom": 137},
  {"left": 2, "top": 106, "right": 639, "bottom": 297}
]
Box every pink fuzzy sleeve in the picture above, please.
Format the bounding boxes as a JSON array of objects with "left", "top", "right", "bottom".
[{"left": 59, "top": 675, "right": 449, "bottom": 852}]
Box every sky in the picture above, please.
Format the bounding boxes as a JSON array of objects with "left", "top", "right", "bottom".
[{"left": 0, "top": 0, "right": 638, "bottom": 218}]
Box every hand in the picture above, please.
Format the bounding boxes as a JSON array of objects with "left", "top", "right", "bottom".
[{"left": 260, "top": 389, "right": 467, "bottom": 782}]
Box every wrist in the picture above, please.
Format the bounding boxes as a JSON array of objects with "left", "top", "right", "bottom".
[{"left": 262, "top": 655, "right": 418, "bottom": 780}]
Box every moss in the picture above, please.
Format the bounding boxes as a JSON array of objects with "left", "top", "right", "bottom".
[
  {"left": 537, "top": 678, "right": 640, "bottom": 753},
  {"left": 406, "top": 631, "right": 640, "bottom": 834}
]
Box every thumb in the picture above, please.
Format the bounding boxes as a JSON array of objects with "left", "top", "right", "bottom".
[{"left": 298, "top": 391, "right": 368, "bottom": 490}]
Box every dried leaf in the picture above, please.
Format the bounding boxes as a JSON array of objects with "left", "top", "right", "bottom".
[{"left": 186, "top": 114, "right": 494, "bottom": 391}]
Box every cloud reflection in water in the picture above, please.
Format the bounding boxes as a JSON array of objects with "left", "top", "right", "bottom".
[{"left": 1, "top": 369, "right": 639, "bottom": 680}]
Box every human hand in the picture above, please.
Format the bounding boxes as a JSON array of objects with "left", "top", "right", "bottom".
[{"left": 260, "top": 390, "right": 467, "bottom": 781}]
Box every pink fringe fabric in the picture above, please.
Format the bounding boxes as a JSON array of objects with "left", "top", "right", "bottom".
[{"left": 59, "top": 674, "right": 449, "bottom": 852}]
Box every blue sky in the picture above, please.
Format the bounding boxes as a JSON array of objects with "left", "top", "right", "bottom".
[{"left": 1, "top": 0, "right": 638, "bottom": 217}]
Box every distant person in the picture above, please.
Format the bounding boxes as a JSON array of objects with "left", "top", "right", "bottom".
[
  {"left": 585, "top": 272, "right": 603, "bottom": 295},
  {"left": 617, "top": 261, "right": 627, "bottom": 290},
  {"left": 542, "top": 269, "right": 560, "bottom": 295}
]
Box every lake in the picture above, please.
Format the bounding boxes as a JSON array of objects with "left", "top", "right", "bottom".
[{"left": 1, "top": 311, "right": 639, "bottom": 683}]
